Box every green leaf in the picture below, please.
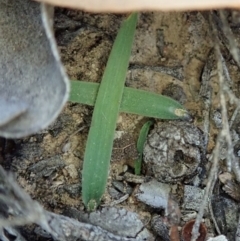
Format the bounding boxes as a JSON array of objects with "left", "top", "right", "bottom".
[
  {"left": 135, "top": 120, "right": 154, "bottom": 175},
  {"left": 82, "top": 13, "right": 138, "bottom": 210},
  {"left": 70, "top": 80, "right": 190, "bottom": 120}
]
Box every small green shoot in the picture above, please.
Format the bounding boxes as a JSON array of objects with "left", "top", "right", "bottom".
[
  {"left": 82, "top": 13, "right": 138, "bottom": 210},
  {"left": 134, "top": 120, "right": 154, "bottom": 175}
]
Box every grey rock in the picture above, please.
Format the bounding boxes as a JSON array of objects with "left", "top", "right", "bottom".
[
  {"left": 27, "top": 155, "right": 65, "bottom": 178},
  {"left": 61, "top": 183, "right": 81, "bottom": 198},
  {"left": 182, "top": 185, "right": 207, "bottom": 213},
  {"left": 136, "top": 179, "right": 170, "bottom": 209},
  {"left": 108, "top": 187, "right": 123, "bottom": 200},
  {"left": 211, "top": 195, "right": 238, "bottom": 240},
  {"left": 112, "top": 180, "right": 133, "bottom": 195},
  {"left": 143, "top": 121, "right": 204, "bottom": 183},
  {"left": 207, "top": 235, "right": 228, "bottom": 241},
  {"left": 212, "top": 109, "right": 222, "bottom": 129},
  {"left": 65, "top": 207, "right": 152, "bottom": 239},
  {"left": 151, "top": 215, "right": 170, "bottom": 241}
]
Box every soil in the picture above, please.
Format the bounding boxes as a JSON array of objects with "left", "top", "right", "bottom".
[{"left": 1, "top": 9, "right": 240, "bottom": 241}]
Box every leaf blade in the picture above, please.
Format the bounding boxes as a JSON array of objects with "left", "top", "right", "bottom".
[
  {"left": 70, "top": 80, "right": 190, "bottom": 120},
  {"left": 82, "top": 13, "right": 138, "bottom": 210},
  {"left": 135, "top": 120, "right": 154, "bottom": 175}
]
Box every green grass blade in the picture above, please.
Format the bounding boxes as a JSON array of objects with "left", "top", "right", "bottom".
[
  {"left": 135, "top": 120, "right": 154, "bottom": 175},
  {"left": 70, "top": 81, "right": 98, "bottom": 106},
  {"left": 82, "top": 13, "right": 138, "bottom": 210},
  {"left": 70, "top": 80, "right": 190, "bottom": 120}
]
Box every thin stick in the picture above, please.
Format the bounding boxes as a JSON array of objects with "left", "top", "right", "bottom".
[
  {"left": 191, "top": 132, "right": 222, "bottom": 241},
  {"left": 101, "top": 194, "right": 129, "bottom": 207},
  {"left": 199, "top": 50, "right": 214, "bottom": 151},
  {"left": 191, "top": 13, "right": 230, "bottom": 240},
  {"left": 217, "top": 49, "right": 234, "bottom": 172},
  {"left": 208, "top": 174, "right": 221, "bottom": 235},
  {"left": 219, "top": 10, "right": 240, "bottom": 67},
  {"left": 236, "top": 215, "right": 240, "bottom": 241}
]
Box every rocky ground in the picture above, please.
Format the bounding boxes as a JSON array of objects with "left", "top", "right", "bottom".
[{"left": 1, "top": 9, "right": 240, "bottom": 241}]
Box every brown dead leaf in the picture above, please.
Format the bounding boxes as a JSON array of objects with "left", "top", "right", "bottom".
[{"left": 35, "top": 0, "right": 240, "bottom": 12}]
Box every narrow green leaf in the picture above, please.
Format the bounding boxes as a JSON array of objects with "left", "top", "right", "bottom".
[
  {"left": 70, "top": 80, "right": 190, "bottom": 120},
  {"left": 82, "top": 13, "right": 138, "bottom": 210},
  {"left": 70, "top": 81, "right": 98, "bottom": 106},
  {"left": 135, "top": 120, "right": 154, "bottom": 175}
]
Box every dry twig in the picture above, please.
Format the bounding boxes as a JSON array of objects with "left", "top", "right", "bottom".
[
  {"left": 191, "top": 11, "right": 240, "bottom": 240},
  {"left": 0, "top": 166, "right": 148, "bottom": 241}
]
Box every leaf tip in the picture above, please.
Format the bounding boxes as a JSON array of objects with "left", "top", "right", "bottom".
[
  {"left": 174, "top": 108, "right": 192, "bottom": 121},
  {"left": 87, "top": 199, "right": 98, "bottom": 212}
]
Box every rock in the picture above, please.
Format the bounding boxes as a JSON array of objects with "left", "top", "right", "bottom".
[
  {"left": 136, "top": 179, "right": 170, "bottom": 209},
  {"left": 151, "top": 215, "right": 170, "bottom": 241},
  {"left": 64, "top": 206, "right": 153, "bottom": 240},
  {"left": 143, "top": 121, "right": 204, "bottom": 183},
  {"left": 211, "top": 195, "right": 238, "bottom": 241},
  {"left": 182, "top": 185, "right": 207, "bottom": 213}
]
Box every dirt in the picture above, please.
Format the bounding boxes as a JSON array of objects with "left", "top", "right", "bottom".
[{"left": 1, "top": 9, "right": 240, "bottom": 241}]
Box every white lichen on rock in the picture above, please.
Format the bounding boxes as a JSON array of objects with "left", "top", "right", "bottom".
[{"left": 143, "top": 121, "right": 204, "bottom": 183}]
